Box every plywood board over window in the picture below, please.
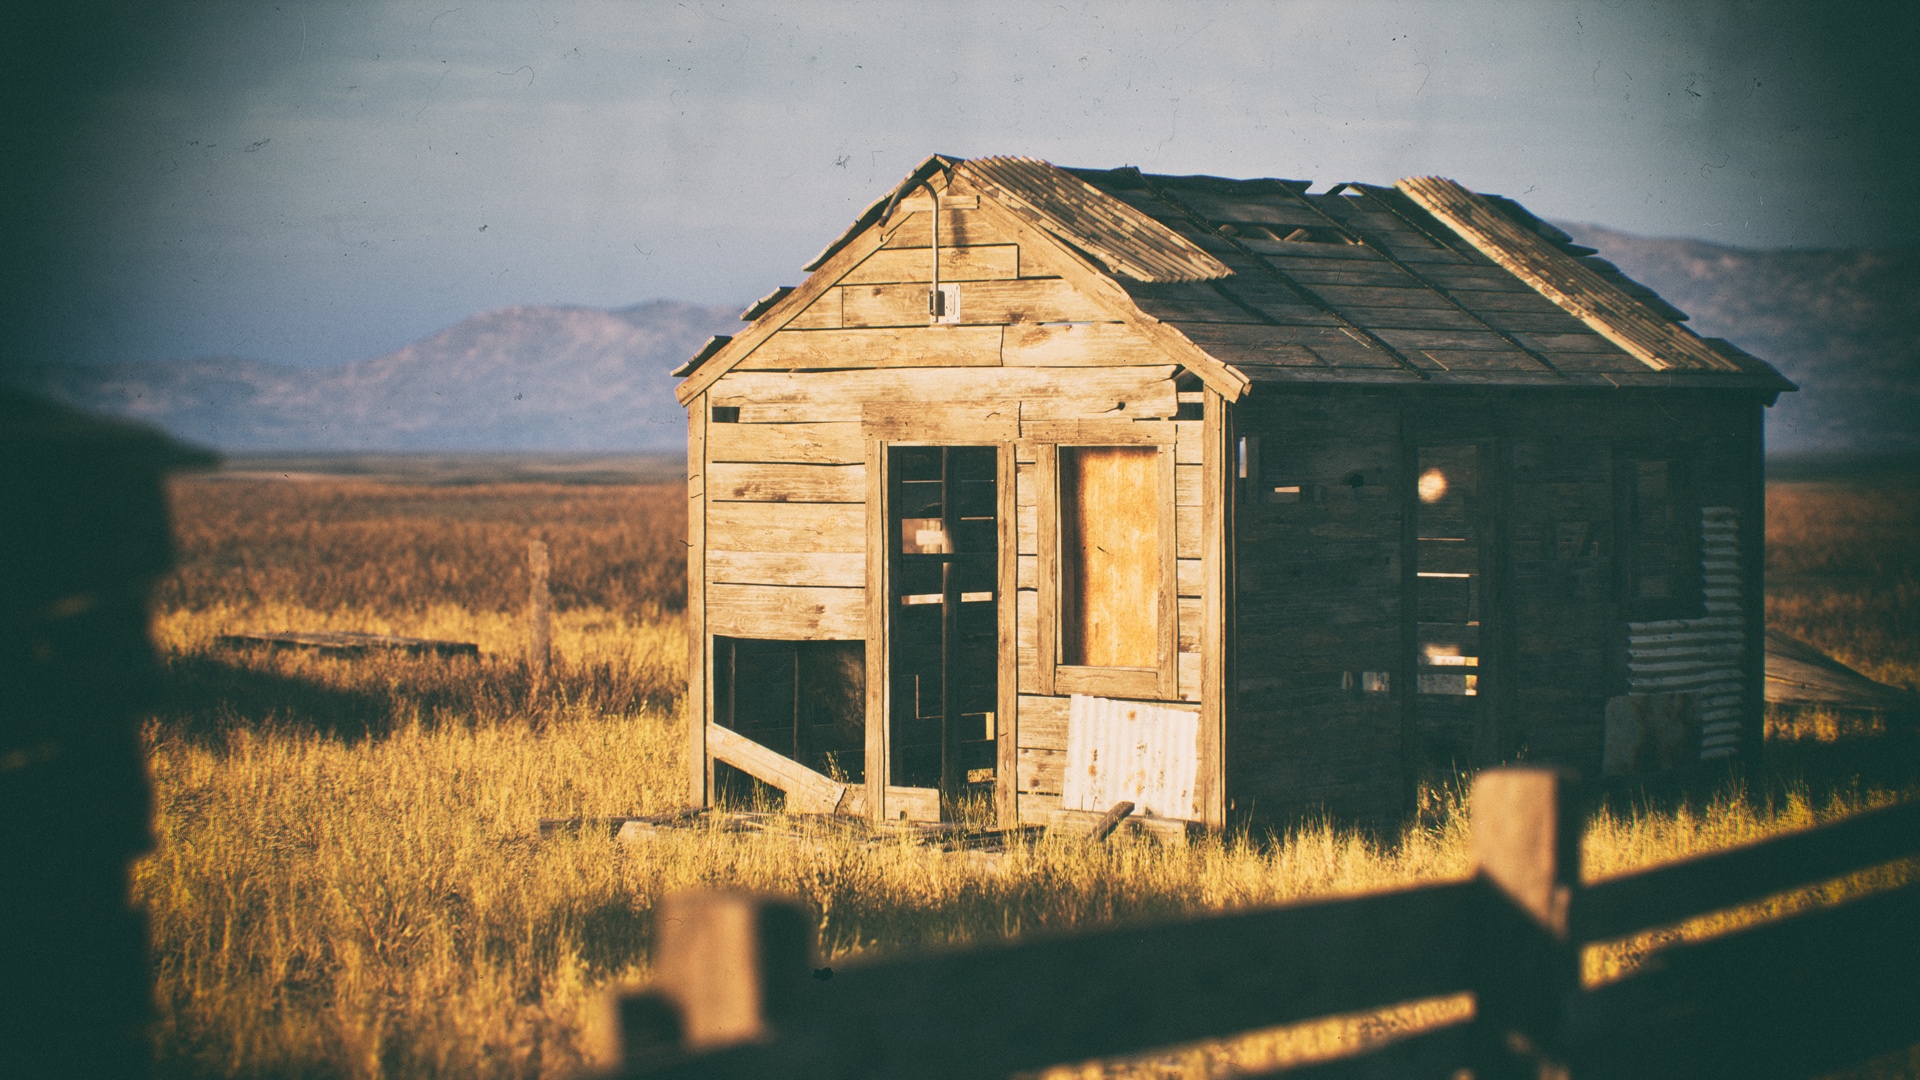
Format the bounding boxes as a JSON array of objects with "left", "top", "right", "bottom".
[{"left": 1040, "top": 442, "right": 1177, "bottom": 700}]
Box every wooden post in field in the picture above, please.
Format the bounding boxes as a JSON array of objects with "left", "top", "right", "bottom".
[
  {"left": 527, "top": 539, "right": 551, "bottom": 678},
  {"left": 645, "top": 891, "right": 813, "bottom": 1052},
  {"left": 1470, "top": 765, "right": 1580, "bottom": 1077}
]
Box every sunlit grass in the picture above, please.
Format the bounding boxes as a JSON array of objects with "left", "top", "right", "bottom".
[{"left": 136, "top": 474, "right": 1919, "bottom": 1079}]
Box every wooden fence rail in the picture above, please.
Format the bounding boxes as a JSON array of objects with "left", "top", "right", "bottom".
[{"left": 601, "top": 767, "right": 1920, "bottom": 1080}]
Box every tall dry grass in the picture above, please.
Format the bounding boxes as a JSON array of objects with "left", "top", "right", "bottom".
[
  {"left": 136, "top": 473, "right": 1919, "bottom": 1079},
  {"left": 1766, "top": 475, "right": 1920, "bottom": 691}
]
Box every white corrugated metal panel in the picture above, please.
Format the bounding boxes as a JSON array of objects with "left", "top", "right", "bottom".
[
  {"left": 1626, "top": 507, "right": 1746, "bottom": 761},
  {"left": 1061, "top": 694, "right": 1200, "bottom": 820}
]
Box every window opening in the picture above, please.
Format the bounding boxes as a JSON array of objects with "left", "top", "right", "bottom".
[
  {"left": 713, "top": 638, "right": 865, "bottom": 787},
  {"left": 1414, "top": 445, "right": 1481, "bottom": 700}
]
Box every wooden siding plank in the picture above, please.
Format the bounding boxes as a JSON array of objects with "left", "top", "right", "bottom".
[
  {"left": 707, "top": 421, "right": 865, "bottom": 464},
  {"left": 864, "top": 438, "right": 888, "bottom": 821},
  {"left": 1017, "top": 746, "right": 1066, "bottom": 794},
  {"left": 706, "top": 502, "right": 865, "bottom": 553},
  {"left": 1175, "top": 421, "right": 1203, "bottom": 464},
  {"left": 707, "top": 462, "right": 866, "bottom": 502},
  {"left": 688, "top": 397, "right": 709, "bottom": 807},
  {"left": 997, "top": 441, "right": 1020, "bottom": 826},
  {"left": 1178, "top": 596, "right": 1204, "bottom": 652},
  {"left": 1018, "top": 694, "right": 1070, "bottom": 751},
  {"left": 706, "top": 551, "right": 866, "bottom": 589},
  {"left": 1198, "top": 388, "right": 1232, "bottom": 828},
  {"left": 843, "top": 279, "right": 1108, "bottom": 328},
  {"left": 713, "top": 367, "right": 1180, "bottom": 424},
  {"left": 1180, "top": 651, "right": 1201, "bottom": 702},
  {"left": 1177, "top": 504, "right": 1202, "bottom": 559},
  {"left": 1020, "top": 419, "right": 1176, "bottom": 446},
  {"left": 863, "top": 401, "right": 1020, "bottom": 442},
  {"left": 1018, "top": 590, "right": 1040, "bottom": 694},
  {"left": 1018, "top": 554, "right": 1037, "bottom": 590},
  {"left": 1002, "top": 321, "right": 1171, "bottom": 367},
  {"left": 785, "top": 289, "right": 844, "bottom": 330},
  {"left": 706, "top": 583, "right": 866, "bottom": 640},
  {"left": 1176, "top": 463, "right": 1203, "bottom": 506},
  {"left": 735, "top": 326, "right": 1005, "bottom": 370},
  {"left": 878, "top": 208, "right": 1006, "bottom": 250},
  {"left": 841, "top": 245, "right": 1021, "bottom": 284},
  {"left": 1177, "top": 557, "right": 1203, "bottom": 597}
]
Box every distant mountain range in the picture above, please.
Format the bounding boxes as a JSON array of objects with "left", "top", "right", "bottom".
[
  {"left": 8, "top": 300, "right": 740, "bottom": 452},
  {"left": 1559, "top": 224, "right": 1919, "bottom": 459},
  {"left": 7, "top": 231, "right": 1916, "bottom": 457}
]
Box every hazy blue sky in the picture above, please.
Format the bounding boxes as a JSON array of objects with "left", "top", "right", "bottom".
[{"left": 5, "top": 0, "right": 1914, "bottom": 371}]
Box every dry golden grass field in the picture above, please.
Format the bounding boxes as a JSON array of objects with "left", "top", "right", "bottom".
[{"left": 137, "top": 467, "right": 1920, "bottom": 1080}]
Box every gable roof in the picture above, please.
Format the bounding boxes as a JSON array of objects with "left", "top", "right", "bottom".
[{"left": 675, "top": 157, "right": 1793, "bottom": 403}]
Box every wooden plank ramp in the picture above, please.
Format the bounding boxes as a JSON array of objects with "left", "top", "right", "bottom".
[{"left": 214, "top": 630, "right": 478, "bottom": 658}]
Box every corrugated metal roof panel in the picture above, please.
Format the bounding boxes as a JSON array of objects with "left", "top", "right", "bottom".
[
  {"left": 960, "top": 156, "right": 1235, "bottom": 283},
  {"left": 1397, "top": 176, "right": 1743, "bottom": 374},
  {"left": 1061, "top": 694, "right": 1200, "bottom": 821}
]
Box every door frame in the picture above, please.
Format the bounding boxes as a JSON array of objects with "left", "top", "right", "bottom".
[{"left": 862, "top": 435, "right": 1018, "bottom": 825}]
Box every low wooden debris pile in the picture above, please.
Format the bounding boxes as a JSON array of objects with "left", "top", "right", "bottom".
[
  {"left": 538, "top": 807, "right": 1048, "bottom": 862},
  {"left": 215, "top": 630, "right": 480, "bottom": 658}
]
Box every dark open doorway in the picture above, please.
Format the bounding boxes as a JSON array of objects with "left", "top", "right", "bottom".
[{"left": 888, "top": 445, "right": 999, "bottom": 818}]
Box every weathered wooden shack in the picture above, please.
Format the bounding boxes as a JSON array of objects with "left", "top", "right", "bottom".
[{"left": 673, "top": 155, "right": 1793, "bottom": 829}]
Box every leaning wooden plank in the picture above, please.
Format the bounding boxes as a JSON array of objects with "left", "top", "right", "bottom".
[
  {"left": 705, "top": 584, "right": 865, "bottom": 641},
  {"left": 706, "top": 723, "right": 849, "bottom": 814},
  {"left": 706, "top": 421, "right": 864, "bottom": 465},
  {"left": 706, "top": 551, "right": 866, "bottom": 589},
  {"left": 705, "top": 502, "right": 865, "bottom": 554},
  {"left": 214, "top": 631, "right": 478, "bottom": 658},
  {"left": 706, "top": 462, "right": 866, "bottom": 503},
  {"left": 711, "top": 366, "right": 1180, "bottom": 422},
  {"left": 840, "top": 245, "right": 1020, "bottom": 285},
  {"left": 1574, "top": 798, "right": 1920, "bottom": 943}
]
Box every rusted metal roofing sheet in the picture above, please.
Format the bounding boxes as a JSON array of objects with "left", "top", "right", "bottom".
[
  {"left": 1061, "top": 694, "right": 1200, "bottom": 821},
  {"left": 1397, "top": 176, "right": 1743, "bottom": 374},
  {"left": 959, "top": 156, "right": 1235, "bottom": 283}
]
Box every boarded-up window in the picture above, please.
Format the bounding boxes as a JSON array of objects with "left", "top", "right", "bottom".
[{"left": 1058, "top": 446, "right": 1160, "bottom": 668}]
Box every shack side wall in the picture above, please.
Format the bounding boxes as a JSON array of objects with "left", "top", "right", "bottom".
[
  {"left": 696, "top": 184, "right": 1210, "bottom": 825},
  {"left": 1230, "top": 387, "right": 1768, "bottom": 825}
]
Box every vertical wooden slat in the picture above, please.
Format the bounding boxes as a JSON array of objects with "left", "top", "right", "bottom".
[
  {"left": 1157, "top": 442, "right": 1180, "bottom": 700},
  {"left": 864, "top": 437, "right": 889, "bottom": 822},
  {"left": 687, "top": 398, "right": 709, "bottom": 808},
  {"left": 996, "top": 438, "right": 1019, "bottom": 827},
  {"left": 1035, "top": 444, "right": 1059, "bottom": 697},
  {"left": 1198, "top": 388, "right": 1232, "bottom": 828},
  {"left": 1397, "top": 411, "right": 1419, "bottom": 814}
]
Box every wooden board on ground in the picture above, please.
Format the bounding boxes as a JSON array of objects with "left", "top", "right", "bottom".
[{"left": 215, "top": 631, "right": 479, "bottom": 658}]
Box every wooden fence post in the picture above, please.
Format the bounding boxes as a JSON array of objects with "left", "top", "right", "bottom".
[
  {"left": 1471, "top": 766, "right": 1581, "bottom": 1078},
  {"left": 527, "top": 538, "right": 551, "bottom": 677},
  {"left": 646, "top": 891, "right": 814, "bottom": 1052}
]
